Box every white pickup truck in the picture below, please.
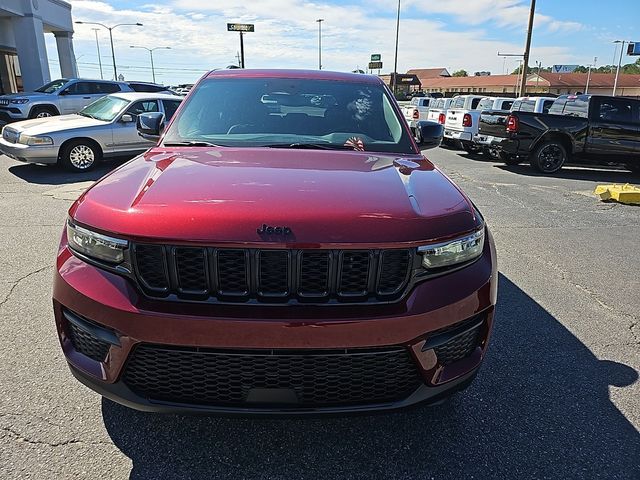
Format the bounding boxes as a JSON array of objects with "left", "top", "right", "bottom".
[
  {"left": 402, "top": 97, "right": 433, "bottom": 130},
  {"left": 426, "top": 97, "right": 453, "bottom": 124},
  {"left": 444, "top": 95, "right": 514, "bottom": 152},
  {"left": 475, "top": 96, "right": 556, "bottom": 157}
]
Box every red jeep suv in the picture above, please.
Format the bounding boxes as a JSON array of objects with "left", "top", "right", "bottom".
[{"left": 53, "top": 69, "right": 497, "bottom": 414}]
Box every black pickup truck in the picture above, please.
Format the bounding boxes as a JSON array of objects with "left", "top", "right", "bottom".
[{"left": 496, "top": 94, "right": 640, "bottom": 174}]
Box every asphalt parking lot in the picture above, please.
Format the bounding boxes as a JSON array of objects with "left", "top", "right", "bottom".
[{"left": 0, "top": 147, "right": 638, "bottom": 479}]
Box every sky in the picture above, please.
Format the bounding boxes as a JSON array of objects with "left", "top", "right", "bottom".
[{"left": 44, "top": 0, "right": 640, "bottom": 85}]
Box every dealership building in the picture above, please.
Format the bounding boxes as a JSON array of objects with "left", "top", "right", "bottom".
[{"left": 0, "top": 0, "right": 77, "bottom": 94}]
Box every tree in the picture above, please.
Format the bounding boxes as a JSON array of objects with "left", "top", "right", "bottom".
[{"left": 452, "top": 69, "right": 468, "bottom": 77}]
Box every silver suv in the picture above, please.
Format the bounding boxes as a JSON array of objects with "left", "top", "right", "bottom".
[{"left": 0, "top": 78, "right": 132, "bottom": 121}]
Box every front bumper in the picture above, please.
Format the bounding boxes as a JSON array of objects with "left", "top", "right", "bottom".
[
  {"left": 53, "top": 230, "right": 498, "bottom": 414},
  {"left": 0, "top": 105, "right": 28, "bottom": 121},
  {"left": 444, "top": 129, "right": 472, "bottom": 142},
  {"left": 0, "top": 137, "right": 58, "bottom": 164}
]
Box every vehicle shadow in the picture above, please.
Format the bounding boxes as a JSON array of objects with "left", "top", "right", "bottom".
[
  {"left": 495, "top": 164, "right": 639, "bottom": 183},
  {"left": 7, "top": 158, "right": 130, "bottom": 186},
  {"left": 101, "top": 274, "right": 639, "bottom": 479}
]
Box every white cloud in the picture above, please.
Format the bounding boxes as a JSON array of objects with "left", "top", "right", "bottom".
[{"left": 49, "top": 0, "right": 580, "bottom": 84}]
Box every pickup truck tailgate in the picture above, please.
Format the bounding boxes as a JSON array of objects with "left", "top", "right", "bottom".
[{"left": 478, "top": 111, "right": 509, "bottom": 138}]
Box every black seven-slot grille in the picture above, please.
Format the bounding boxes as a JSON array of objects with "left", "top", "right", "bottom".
[
  {"left": 132, "top": 244, "right": 412, "bottom": 303},
  {"left": 123, "top": 345, "right": 422, "bottom": 408}
]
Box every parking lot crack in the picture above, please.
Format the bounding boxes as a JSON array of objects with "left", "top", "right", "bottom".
[
  {"left": 0, "top": 425, "right": 111, "bottom": 448},
  {"left": 0, "top": 265, "right": 52, "bottom": 309}
]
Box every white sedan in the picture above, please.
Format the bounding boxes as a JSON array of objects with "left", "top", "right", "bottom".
[{"left": 0, "top": 92, "right": 182, "bottom": 172}]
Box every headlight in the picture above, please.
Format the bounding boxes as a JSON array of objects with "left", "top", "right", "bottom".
[
  {"left": 67, "top": 220, "right": 128, "bottom": 264},
  {"left": 18, "top": 134, "right": 53, "bottom": 146},
  {"left": 10, "top": 98, "right": 29, "bottom": 104},
  {"left": 418, "top": 228, "right": 485, "bottom": 269}
]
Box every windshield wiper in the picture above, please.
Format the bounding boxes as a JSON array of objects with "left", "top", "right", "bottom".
[
  {"left": 265, "top": 142, "right": 355, "bottom": 150},
  {"left": 163, "top": 141, "right": 222, "bottom": 147},
  {"left": 77, "top": 112, "right": 95, "bottom": 119}
]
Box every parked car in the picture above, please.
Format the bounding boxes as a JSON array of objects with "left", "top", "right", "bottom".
[
  {"left": 475, "top": 96, "right": 555, "bottom": 159},
  {"left": 0, "top": 78, "right": 133, "bottom": 122},
  {"left": 497, "top": 94, "right": 640, "bottom": 173},
  {"left": 402, "top": 97, "right": 433, "bottom": 139},
  {"left": 426, "top": 97, "right": 453, "bottom": 125},
  {"left": 444, "top": 95, "right": 513, "bottom": 153},
  {"left": 127, "top": 81, "right": 176, "bottom": 94},
  {"left": 0, "top": 92, "right": 182, "bottom": 172},
  {"left": 53, "top": 69, "right": 497, "bottom": 414}
]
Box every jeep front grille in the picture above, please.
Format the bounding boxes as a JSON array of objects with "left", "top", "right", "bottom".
[{"left": 132, "top": 245, "right": 412, "bottom": 304}]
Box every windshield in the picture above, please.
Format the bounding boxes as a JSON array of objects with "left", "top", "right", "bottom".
[
  {"left": 78, "top": 95, "right": 129, "bottom": 122},
  {"left": 477, "top": 98, "right": 494, "bottom": 111},
  {"left": 162, "top": 77, "right": 415, "bottom": 154},
  {"left": 34, "top": 79, "right": 69, "bottom": 94}
]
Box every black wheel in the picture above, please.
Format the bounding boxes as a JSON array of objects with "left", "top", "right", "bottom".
[
  {"left": 483, "top": 147, "right": 499, "bottom": 160},
  {"left": 60, "top": 140, "right": 101, "bottom": 172},
  {"left": 29, "top": 105, "right": 58, "bottom": 119},
  {"left": 626, "top": 163, "right": 640, "bottom": 175},
  {"left": 499, "top": 151, "right": 521, "bottom": 165},
  {"left": 530, "top": 141, "right": 568, "bottom": 173}
]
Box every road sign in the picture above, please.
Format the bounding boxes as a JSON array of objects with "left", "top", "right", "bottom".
[
  {"left": 628, "top": 42, "right": 640, "bottom": 56},
  {"left": 369, "top": 61, "right": 383, "bottom": 70},
  {"left": 227, "top": 23, "right": 255, "bottom": 32},
  {"left": 370, "top": 54, "right": 381, "bottom": 62},
  {"left": 552, "top": 65, "right": 578, "bottom": 74}
]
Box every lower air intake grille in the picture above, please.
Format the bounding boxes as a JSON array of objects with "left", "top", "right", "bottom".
[
  {"left": 67, "top": 322, "right": 111, "bottom": 362},
  {"left": 123, "top": 345, "right": 422, "bottom": 408},
  {"left": 434, "top": 324, "right": 482, "bottom": 365}
]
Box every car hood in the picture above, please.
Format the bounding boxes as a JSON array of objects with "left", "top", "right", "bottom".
[
  {"left": 9, "top": 114, "right": 107, "bottom": 135},
  {"left": 70, "top": 147, "right": 482, "bottom": 245},
  {"left": 0, "top": 92, "right": 53, "bottom": 101}
]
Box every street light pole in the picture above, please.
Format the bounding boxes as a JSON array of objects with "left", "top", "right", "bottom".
[
  {"left": 91, "top": 28, "right": 103, "bottom": 80},
  {"left": 392, "top": 0, "right": 400, "bottom": 96},
  {"left": 613, "top": 40, "right": 626, "bottom": 96},
  {"left": 75, "top": 21, "right": 143, "bottom": 80},
  {"left": 585, "top": 56, "right": 597, "bottom": 94},
  {"left": 316, "top": 19, "right": 324, "bottom": 70},
  {"left": 130, "top": 46, "right": 171, "bottom": 83},
  {"left": 519, "top": 0, "right": 536, "bottom": 97}
]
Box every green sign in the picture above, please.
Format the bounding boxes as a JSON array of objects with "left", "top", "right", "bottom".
[
  {"left": 371, "top": 54, "right": 381, "bottom": 62},
  {"left": 369, "top": 61, "right": 383, "bottom": 70},
  {"left": 227, "top": 23, "right": 255, "bottom": 32}
]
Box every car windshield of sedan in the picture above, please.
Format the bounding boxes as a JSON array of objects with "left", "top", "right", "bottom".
[
  {"left": 34, "top": 79, "right": 69, "bottom": 94},
  {"left": 77, "top": 96, "right": 130, "bottom": 122},
  {"left": 162, "top": 77, "right": 415, "bottom": 153}
]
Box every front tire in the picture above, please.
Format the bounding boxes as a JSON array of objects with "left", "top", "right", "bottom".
[
  {"left": 60, "top": 140, "right": 101, "bottom": 172},
  {"left": 530, "top": 141, "right": 568, "bottom": 173},
  {"left": 29, "top": 106, "right": 58, "bottom": 119}
]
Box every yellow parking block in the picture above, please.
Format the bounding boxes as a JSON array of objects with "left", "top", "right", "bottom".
[{"left": 594, "top": 184, "right": 640, "bottom": 205}]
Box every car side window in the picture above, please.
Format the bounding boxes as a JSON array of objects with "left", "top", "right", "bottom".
[
  {"left": 126, "top": 100, "right": 159, "bottom": 117},
  {"left": 96, "top": 83, "right": 121, "bottom": 94},
  {"left": 597, "top": 98, "right": 636, "bottom": 124},
  {"left": 502, "top": 101, "right": 514, "bottom": 110},
  {"left": 470, "top": 98, "right": 481, "bottom": 109},
  {"left": 64, "top": 82, "right": 92, "bottom": 95},
  {"left": 542, "top": 100, "right": 554, "bottom": 114},
  {"left": 162, "top": 100, "right": 182, "bottom": 121}
]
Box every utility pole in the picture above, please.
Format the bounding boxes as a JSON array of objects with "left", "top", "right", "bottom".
[
  {"left": 91, "top": 29, "right": 103, "bottom": 80},
  {"left": 613, "top": 40, "right": 627, "bottom": 96},
  {"left": 316, "top": 19, "right": 324, "bottom": 70},
  {"left": 519, "top": 0, "right": 536, "bottom": 97},
  {"left": 392, "top": 0, "right": 401, "bottom": 95},
  {"left": 585, "top": 57, "right": 597, "bottom": 94}
]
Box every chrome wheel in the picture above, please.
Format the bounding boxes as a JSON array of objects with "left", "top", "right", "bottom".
[
  {"left": 35, "top": 111, "right": 53, "bottom": 118},
  {"left": 68, "top": 144, "right": 95, "bottom": 170}
]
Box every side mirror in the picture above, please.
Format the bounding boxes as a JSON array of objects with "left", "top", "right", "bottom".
[
  {"left": 415, "top": 120, "right": 444, "bottom": 150},
  {"left": 137, "top": 112, "right": 165, "bottom": 141},
  {"left": 120, "top": 114, "right": 134, "bottom": 123}
]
